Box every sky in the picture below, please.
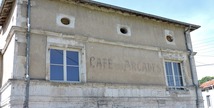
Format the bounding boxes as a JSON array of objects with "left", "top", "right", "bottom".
[{"left": 95, "top": 0, "right": 214, "bottom": 80}]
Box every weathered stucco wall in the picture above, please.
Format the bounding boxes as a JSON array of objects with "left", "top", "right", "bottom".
[
  {"left": 12, "top": 33, "right": 47, "bottom": 80},
  {"left": 7, "top": 80, "right": 199, "bottom": 108},
  {"left": 15, "top": 0, "right": 192, "bottom": 85},
  {"left": 30, "top": 0, "right": 187, "bottom": 51},
  {"left": 0, "top": 0, "right": 204, "bottom": 108},
  {"left": 0, "top": 0, "right": 18, "bottom": 53},
  {"left": 29, "top": 34, "right": 47, "bottom": 79},
  {"left": 13, "top": 33, "right": 26, "bottom": 80},
  {"left": 2, "top": 36, "right": 15, "bottom": 86},
  {"left": 22, "top": 31, "right": 193, "bottom": 86},
  {"left": 86, "top": 42, "right": 165, "bottom": 85}
]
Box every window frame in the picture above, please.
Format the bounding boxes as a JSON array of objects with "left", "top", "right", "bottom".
[
  {"left": 49, "top": 47, "right": 81, "bottom": 83},
  {"left": 164, "top": 60, "right": 185, "bottom": 90}
]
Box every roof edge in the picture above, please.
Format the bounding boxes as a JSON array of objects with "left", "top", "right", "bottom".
[
  {"left": 0, "top": 0, "right": 15, "bottom": 26},
  {"left": 77, "top": 0, "right": 200, "bottom": 31},
  {"left": 0, "top": 0, "right": 201, "bottom": 31},
  {"left": 0, "top": 0, "right": 6, "bottom": 25}
]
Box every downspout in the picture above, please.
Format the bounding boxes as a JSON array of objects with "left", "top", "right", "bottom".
[
  {"left": 184, "top": 27, "right": 199, "bottom": 108},
  {"left": 23, "top": 0, "right": 31, "bottom": 108}
]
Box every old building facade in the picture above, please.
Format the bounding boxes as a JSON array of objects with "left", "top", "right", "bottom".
[
  {"left": 200, "top": 80, "right": 214, "bottom": 108},
  {"left": 0, "top": 0, "right": 203, "bottom": 108}
]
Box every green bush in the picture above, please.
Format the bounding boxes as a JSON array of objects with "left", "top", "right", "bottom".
[{"left": 199, "top": 76, "right": 214, "bottom": 85}]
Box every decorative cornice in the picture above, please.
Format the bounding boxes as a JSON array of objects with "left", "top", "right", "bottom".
[{"left": 0, "top": 0, "right": 15, "bottom": 26}]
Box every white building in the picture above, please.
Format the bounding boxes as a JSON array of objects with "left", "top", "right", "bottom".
[{"left": 201, "top": 80, "right": 214, "bottom": 108}]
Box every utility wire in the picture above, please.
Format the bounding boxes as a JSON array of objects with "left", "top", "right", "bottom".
[
  {"left": 195, "top": 61, "right": 208, "bottom": 65},
  {"left": 53, "top": 50, "right": 79, "bottom": 64},
  {"left": 194, "top": 48, "right": 214, "bottom": 51},
  {"left": 196, "top": 63, "right": 214, "bottom": 67},
  {"left": 195, "top": 50, "right": 214, "bottom": 53},
  {"left": 194, "top": 43, "right": 214, "bottom": 46},
  {"left": 194, "top": 47, "right": 214, "bottom": 50},
  {"left": 193, "top": 43, "right": 214, "bottom": 46},
  {"left": 196, "top": 55, "right": 214, "bottom": 57},
  {"left": 193, "top": 44, "right": 214, "bottom": 48},
  {"left": 193, "top": 41, "right": 214, "bottom": 46},
  {"left": 193, "top": 37, "right": 214, "bottom": 44}
]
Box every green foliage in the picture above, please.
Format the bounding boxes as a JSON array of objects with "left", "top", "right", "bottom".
[{"left": 199, "top": 76, "right": 214, "bottom": 85}]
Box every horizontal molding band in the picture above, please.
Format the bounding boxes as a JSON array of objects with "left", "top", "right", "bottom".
[{"left": 1, "top": 26, "right": 193, "bottom": 55}]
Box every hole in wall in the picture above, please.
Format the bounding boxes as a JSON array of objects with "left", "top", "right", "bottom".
[
  {"left": 166, "top": 35, "right": 173, "bottom": 42},
  {"left": 61, "top": 17, "right": 70, "bottom": 25},
  {"left": 120, "top": 27, "right": 128, "bottom": 34}
]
